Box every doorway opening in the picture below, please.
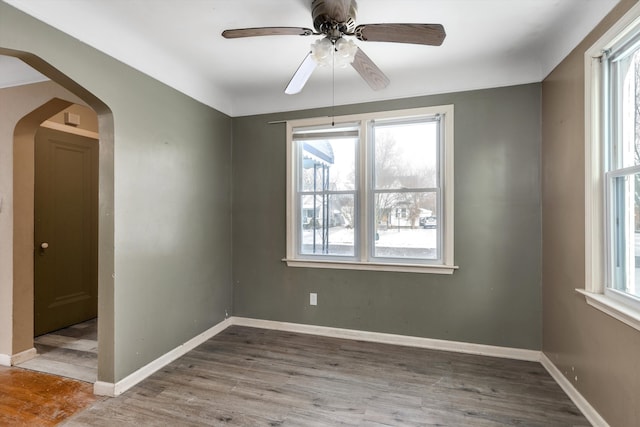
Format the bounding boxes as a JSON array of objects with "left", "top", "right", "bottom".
[
  {"left": 16, "top": 103, "right": 100, "bottom": 382},
  {"left": 1, "top": 50, "right": 115, "bottom": 388}
]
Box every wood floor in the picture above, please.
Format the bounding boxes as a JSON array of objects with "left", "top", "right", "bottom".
[
  {"left": 17, "top": 318, "right": 98, "bottom": 383},
  {"left": 60, "top": 326, "right": 589, "bottom": 426},
  {"left": 0, "top": 365, "right": 98, "bottom": 426}
]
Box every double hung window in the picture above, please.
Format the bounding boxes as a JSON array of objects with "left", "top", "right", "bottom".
[
  {"left": 285, "top": 106, "right": 455, "bottom": 274},
  {"left": 604, "top": 31, "right": 640, "bottom": 308},
  {"left": 584, "top": 3, "right": 640, "bottom": 330}
]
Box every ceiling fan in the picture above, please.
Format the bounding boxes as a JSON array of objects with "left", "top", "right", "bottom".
[{"left": 222, "top": 0, "right": 445, "bottom": 94}]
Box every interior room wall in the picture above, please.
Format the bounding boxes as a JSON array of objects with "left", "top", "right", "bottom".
[
  {"left": 541, "top": 1, "right": 640, "bottom": 425},
  {"left": 232, "top": 83, "right": 542, "bottom": 350},
  {"left": 0, "top": 3, "right": 233, "bottom": 382}
]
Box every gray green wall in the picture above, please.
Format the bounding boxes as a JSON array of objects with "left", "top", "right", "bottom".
[
  {"left": 0, "top": 2, "right": 233, "bottom": 382},
  {"left": 232, "top": 83, "right": 542, "bottom": 350},
  {"left": 542, "top": 1, "right": 640, "bottom": 425}
]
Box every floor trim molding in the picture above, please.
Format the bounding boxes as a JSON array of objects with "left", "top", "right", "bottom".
[
  {"left": 0, "top": 348, "right": 38, "bottom": 367},
  {"left": 540, "top": 354, "right": 608, "bottom": 427},
  {"left": 11, "top": 347, "right": 37, "bottom": 366},
  {"left": 94, "top": 317, "right": 233, "bottom": 397},
  {"left": 230, "top": 317, "right": 541, "bottom": 362}
]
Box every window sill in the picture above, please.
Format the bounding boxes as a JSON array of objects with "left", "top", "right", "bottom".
[
  {"left": 283, "top": 258, "right": 458, "bottom": 274},
  {"left": 576, "top": 289, "right": 640, "bottom": 332}
]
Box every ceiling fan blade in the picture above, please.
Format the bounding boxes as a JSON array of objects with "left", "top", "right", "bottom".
[
  {"left": 354, "top": 23, "right": 446, "bottom": 46},
  {"left": 351, "top": 47, "right": 389, "bottom": 91},
  {"left": 222, "top": 27, "right": 314, "bottom": 38},
  {"left": 285, "top": 53, "right": 318, "bottom": 94}
]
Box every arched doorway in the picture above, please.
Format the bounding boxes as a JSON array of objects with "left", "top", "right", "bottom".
[
  {"left": 0, "top": 50, "right": 115, "bottom": 386},
  {"left": 12, "top": 100, "right": 99, "bottom": 381}
]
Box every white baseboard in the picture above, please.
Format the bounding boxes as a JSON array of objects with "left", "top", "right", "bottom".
[
  {"left": 11, "top": 347, "right": 37, "bottom": 365},
  {"left": 540, "top": 354, "right": 608, "bottom": 427},
  {"left": 229, "top": 317, "right": 541, "bottom": 362},
  {"left": 0, "top": 348, "right": 37, "bottom": 367},
  {"left": 94, "top": 317, "right": 233, "bottom": 397}
]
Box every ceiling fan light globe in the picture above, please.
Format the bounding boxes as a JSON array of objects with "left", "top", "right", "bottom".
[
  {"left": 335, "top": 38, "right": 358, "bottom": 62},
  {"left": 310, "top": 38, "right": 333, "bottom": 65}
]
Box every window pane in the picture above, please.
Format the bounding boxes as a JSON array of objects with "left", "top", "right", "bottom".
[
  {"left": 374, "top": 121, "right": 438, "bottom": 190},
  {"left": 611, "top": 174, "right": 640, "bottom": 299},
  {"left": 300, "top": 138, "right": 356, "bottom": 192},
  {"left": 373, "top": 191, "right": 437, "bottom": 260},
  {"left": 300, "top": 194, "right": 355, "bottom": 256},
  {"left": 614, "top": 49, "right": 640, "bottom": 168}
]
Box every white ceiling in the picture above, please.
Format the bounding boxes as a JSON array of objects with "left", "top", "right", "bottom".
[
  {"left": 0, "top": 55, "right": 48, "bottom": 89},
  {"left": 2, "top": 0, "right": 620, "bottom": 117}
]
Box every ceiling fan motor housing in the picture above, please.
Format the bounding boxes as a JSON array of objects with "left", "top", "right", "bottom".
[{"left": 312, "top": 0, "right": 357, "bottom": 37}]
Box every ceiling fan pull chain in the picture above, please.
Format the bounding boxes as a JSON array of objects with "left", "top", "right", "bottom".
[{"left": 332, "top": 42, "right": 335, "bottom": 127}]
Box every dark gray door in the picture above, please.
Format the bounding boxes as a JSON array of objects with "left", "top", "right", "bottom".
[{"left": 34, "top": 127, "right": 98, "bottom": 336}]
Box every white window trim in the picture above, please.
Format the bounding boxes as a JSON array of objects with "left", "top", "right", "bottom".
[
  {"left": 583, "top": 2, "right": 640, "bottom": 331},
  {"left": 283, "top": 105, "right": 457, "bottom": 274}
]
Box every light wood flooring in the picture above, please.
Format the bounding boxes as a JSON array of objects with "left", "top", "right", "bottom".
[
  {"left": 61, "top": 326, "right": 589, "bottom": 426},
  {"left": 17, "top": 318, "right": 98, "bottom": 383}
]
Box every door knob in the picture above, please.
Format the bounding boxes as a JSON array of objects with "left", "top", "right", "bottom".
[{"left": 40, "top": 242, "right": 49, "bottom": 249}]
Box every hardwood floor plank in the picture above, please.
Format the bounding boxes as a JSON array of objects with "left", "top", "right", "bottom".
[
  {"left": 62, "top": 326, "right": 589, "bottom": 426},
  {"left": 0, "top": 366, "right": 98, "bottom": 426}
]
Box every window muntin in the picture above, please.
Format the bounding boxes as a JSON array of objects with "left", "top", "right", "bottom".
[{"left": 286, "top": 106, "right": 454, "bottom": 272}]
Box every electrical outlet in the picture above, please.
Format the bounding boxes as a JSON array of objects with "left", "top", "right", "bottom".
[{"left": 310, "top": 292, "right": 317, "bottom": 306}]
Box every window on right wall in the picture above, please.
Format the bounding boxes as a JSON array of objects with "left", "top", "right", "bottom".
[
  {"left": 604, "top": 31, "right": 640, "bottom": 307},
  {"left": 583, "top": 2, "right": 640, "bottom": 331}
]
